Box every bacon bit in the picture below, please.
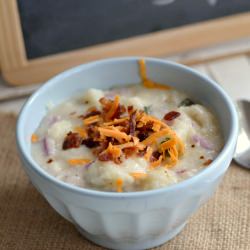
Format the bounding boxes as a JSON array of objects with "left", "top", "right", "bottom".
[
  {"left": 92, "top": 141, "right": 109, "bottom": 155},
  {"left": 81, "top": 108, "right": 101, "bottom": 119},
  {"left": 164, "top": 111, "right": 181, "bottom": 121},
  {"left": 86, "top": 125, "right": 100, "bottom": 139},
  {"left": 150, "top": 155, "right": 163, "bottom": 168},
  {"left": 63, "top": 132, "right": 82, "bottom": 150},
  {"left": 203, "top": 159, "right": 213, "bottom": 166},
  {"left": 117, "top": 139, "right": 145, "bottom": 157},
  {"left": 137, "top": 120, "right": 151, "bottom": 128},
  {"left": 123, "top": 147, "right": 138, "bottom": 158},
  {"left": 68, "top": 158, "right": 91, "bottom": 166},
  {"left": 137, "top": 148, "right": 147, "bottom": 157},
  {"left": 130, "top": 172, "right": 147, "bottom": 179},
  {"left": 31, "top": 134, "right": 39, "bottom": 143},
  {"left": 82, "top": 138, "right": 100, "bottom": 148},
  {"left": 98, "top": 152, "right": 113, "bottom": 161},
  {"left": 129, "top": 111, "right": 136, "bottom": 135},
  {"left": 99, "top": 97, "right": 111, "bottom": 109},
  {"left": 138, "top": 115, "right": 161, "bottom": 132},
  {"left": 127, "top": 105, "right": 134, "bottom": 114},
  {"left": 74, "top": 126, "right": 87, "bottom": 138},
  {"left": 151, "top": 151, "right": 161, "bottom": 162},
  {"left": 137, "top": 131, "right": 149, "bottom": 142},
  {"left": 105, "top": 95, "right": 120, "bottom": 120},
  {"left": 116, "top": 178, "right": 123, "bottom": 192},
  {"left": 47, "top": 158, "right": 53, "bottom": 164},
  {"left": 138, "top": 59, "right": 171, "bottom": 90},
  {"left": 98, "top": 127, "right": 131, "bottom": 143},
  {"left": 83, "top": 115, "right": 100, "bottom": 125}
]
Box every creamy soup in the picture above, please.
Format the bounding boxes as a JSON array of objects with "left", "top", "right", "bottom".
[{"left": 31, "top": 60, "right": 223, "bottom": 192}]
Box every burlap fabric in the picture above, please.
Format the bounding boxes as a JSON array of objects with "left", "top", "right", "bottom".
[{"left": 0, "top": 113, "right": 249, "bottom": 250}]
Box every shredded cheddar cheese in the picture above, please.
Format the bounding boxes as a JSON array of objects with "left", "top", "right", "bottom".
[
  {"left": 104, "top": 143, "right": 122, "bottom": 158},
  {"left": 68, "top": 158, "right": 91, "bottom": 166},
  {"left": 83, "top": 115, "right": 100, "bottom": 125},
  {"left": 140, "top": 113, "right": 168, "bottom": 128},
  {"left": 150, "top": 155, "right": 163, "bottom": 168},
  {"left": 117, "top": 139, "right": 145, "bottom": 150},
  {"left": 144, "top": 147, "right": 153, "bottom": 161},
  {"left": 116, "top": 178, "right": 123, "bottom": 192},
  {"left": 130, "top": 172, "right": 147, "bottom": 179},
  {"left": 139, "top": 59, "right": 171, "bottom": 90},
  {"left": 142, "top": 129, "right": 170, "bottom": 145},
  {"left": 105, "top": 95, "right": 120, "bottom": 120},
  {"left": 98, "top": 127, "right": 131, "bottom": 143},
  {"left": 31, "top": 134, "right": 39, "bottom": 143},
  {"left": 103, "top": 117, "right": 129, "bottom": 126},
  {"left": 74, "top": 126, "right": 87, "bottom": 138},
  {"left": 163, "top": 146, "right": 179, "bottom": 168},
  {"left": 159, "top": 138, "right": 176, "bottom": 159}
]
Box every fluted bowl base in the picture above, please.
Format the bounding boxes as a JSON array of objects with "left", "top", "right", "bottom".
[{"left": 77, "top": 222, "right": 186, "bottom": 250}]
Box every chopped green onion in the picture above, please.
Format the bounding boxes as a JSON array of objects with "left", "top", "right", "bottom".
[
  {"left": 179, "top": 98, "right": 194, "bottom": 107},
  {"left": 161, "top": 137, "right": 170, "bottom": 144},
  {"left": 143, "top": 106, "right": 151, "bottom": 114}
]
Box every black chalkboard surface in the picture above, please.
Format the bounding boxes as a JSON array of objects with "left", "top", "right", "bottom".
[
  {"left": 1, "top": 0, "right": 250, "bottom": 85},
  {"left": 18, "top": 0, "right": 250, "bottom": 59}
]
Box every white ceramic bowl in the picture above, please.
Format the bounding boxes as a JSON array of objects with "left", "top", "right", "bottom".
[{"left": 16, "top": 57, "right": 238, "bottom": 250}]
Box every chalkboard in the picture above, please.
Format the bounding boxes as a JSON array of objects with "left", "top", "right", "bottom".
[
  {"left": 17, "top": 0, "right": 250, "bottom": 59},
  {"left": 1, "top": 0, "right": 250, "bottom": 85}
]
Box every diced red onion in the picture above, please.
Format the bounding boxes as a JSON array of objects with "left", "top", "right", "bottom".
[
  {"left": 105, "top": 88, "right": 132, "bottom": 99},
  {"left": 177, "top": 169, "right": 187, "bottom": 174},
  {"left": 43, "top": 137, "right": 56, "bottom": 156},
  {"left": 164, "top": 120, "right": 174, "bottom": 126},
  {"left": 192, "top": 135, "right": 213, "bottom": 150},
  {"left": 85, "top": 160, "right": 95, "bottom": 169},
  {"left": 47, "top": 115, "right": 61, "bottom": 127},
  {"left": 105, "top": 91, "right": 116, "bottom": 100}
]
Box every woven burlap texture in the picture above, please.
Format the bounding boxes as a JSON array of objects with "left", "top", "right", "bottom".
[{"left": 0, "top": 113, "right": 249, "bottom": 250}]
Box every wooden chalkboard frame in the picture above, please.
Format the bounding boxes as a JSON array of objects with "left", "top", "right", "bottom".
[{"left": 1, "top": 0, "right": 250, "bottom": 85}]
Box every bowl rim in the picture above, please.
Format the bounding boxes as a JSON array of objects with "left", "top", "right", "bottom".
[{"left": 16, "top": 56, "right": 238, "bottom": 199}]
